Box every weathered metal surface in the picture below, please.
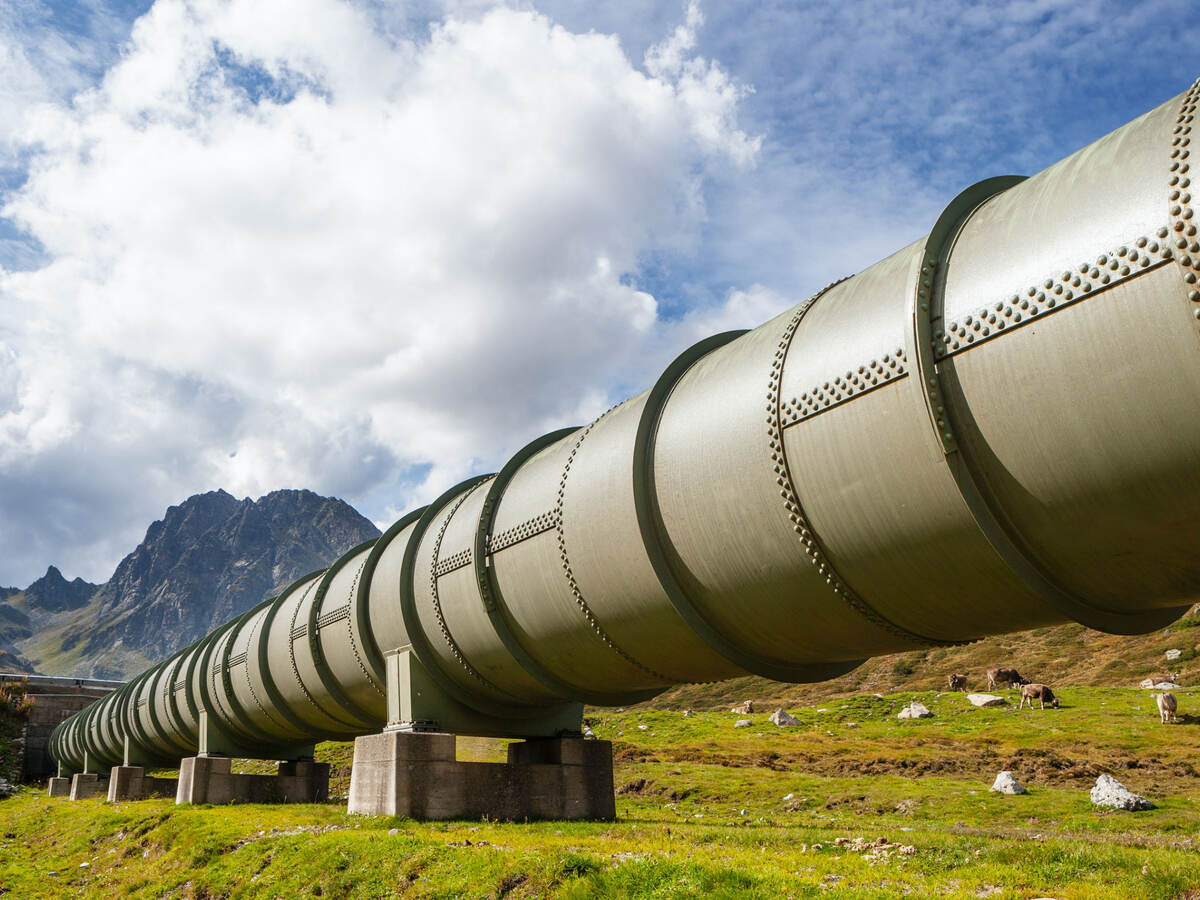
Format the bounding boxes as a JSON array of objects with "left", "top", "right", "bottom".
[{"left": 51, "top": 80, "right": 1200, "bottom": 771}]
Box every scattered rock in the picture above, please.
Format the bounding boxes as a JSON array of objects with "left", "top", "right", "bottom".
[
  {"left": 897, "top": 701, "right": 932, "bottom": 719},
  {"left": 1166, "top": 649, "right": 1183, "bottom": 662},
  {"left": 1090, "top": 774, "right": 1155, "bottom": 811},
  {"left": 967, "top": 693, "right": 1006, "bottom": 708},
  {"left": 734, "top": 719, "right": 752, "bottom": 728},
  {"left": 637, "top": 724, "right": 648, "bottom": 731},
  {"left": 845, "top": 722, "right": 859, "bottom": 728},
  {"left": 582, "top": 724, "right": 595, "bottom": 738},
  {"left": 769, "top": 708, "right": 800, "bottom": 727},
  {"left": 388, "top": 828, "right": 399, "bottom": 836},
  {"left": 990, "top": 771, "right": 1027, "bottom": 795},
  {"left": 683, "top": 709, "right": 694, "bottom": 717},
  {"left": 730, "top": 700, "right": 755, "bottom": 714}
]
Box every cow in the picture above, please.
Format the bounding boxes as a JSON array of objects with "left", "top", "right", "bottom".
[
  {"left": 986, "top": 667, "right": 1028, "bottom": 691},
  {"left": 730, "top": 700, "right": 754, "bottom": 715},
  {"left": 1019, "top": 683, "right": 1059, "bottom": 710},
  {"left": 946, "top": 673, "right": 968, "bottom": 692},
  {"left": 1143, "top": 672, "right": 1181, "bottom": 687},
  {"left": 1155, "top": 692, "right": 1178, "bottom": 724}
]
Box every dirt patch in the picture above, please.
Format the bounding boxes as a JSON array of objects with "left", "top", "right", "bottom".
[{"left": 616, "top": 740, "right": 1196, "bottom": 788}]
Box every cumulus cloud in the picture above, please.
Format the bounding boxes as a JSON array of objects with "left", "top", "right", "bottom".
[{"left": 0, "top": 0, "right": 760, "bottom": 584}]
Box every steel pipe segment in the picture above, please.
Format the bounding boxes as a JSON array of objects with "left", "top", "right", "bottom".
[{"left": 51, "top": 78, "right": 1200, "bottom": 773}]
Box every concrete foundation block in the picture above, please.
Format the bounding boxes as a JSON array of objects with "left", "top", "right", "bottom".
[
  {"left": 47, "top": 776, "right": 71, "bottom": 798},
  {"left": 107, "top": 765, "right": 179, "bottom": 802},
  {"left": 69, "top": 772, "right": 105, "bottom": 801},
  {"left": 347, "top": 732, "right": 614, "bottom": 821},
  {"left": 176, "top": 757, "right": 329, "bottom": 805}
]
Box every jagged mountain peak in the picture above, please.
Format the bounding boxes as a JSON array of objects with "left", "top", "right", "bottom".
[{"left": 28, "top": 488, "right": 383, "bottom": 676}]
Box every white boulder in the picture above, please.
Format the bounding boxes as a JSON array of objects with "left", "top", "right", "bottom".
[
  {"left": 734, "top": 719, "right": 752, "bottom": 728},
  {"left": 989, "top": 771, "right": 1026, "bottom": 795},
  {"left": 1090, "top": 774, "right": 1155, "bottom": 811},
  {"left": 769, "top": 708, "right": 800, "bottom": 727},
  {"left": 967, "top": 693, "right": 1006, "bottom": 707},
  {"left": 897, "top": 701, "right": 933, "bottom": 720},
  {"left": 1165, "top": 649, "right": 1183, "bottom": 662}
]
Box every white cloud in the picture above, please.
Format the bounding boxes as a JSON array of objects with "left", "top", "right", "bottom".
[{"left": 0, "top": 0, "right": 759, "bottom": 584}]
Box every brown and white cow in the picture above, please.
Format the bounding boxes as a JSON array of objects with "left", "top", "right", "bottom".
[
  {"left": 1144, "top": 672, "right": 1181, "bottom": 686},
  {"left": 986, "top": 667, "right": 1028, "bottom": 691},
  {"left": 1019, "top": 683, "right": 1059, "bottom": 710},
  {"left": 1155, "top": 692, "right": 1178, "bottom": 724},
  {"left": 946, "top": 674, "right": 968, "bottom": 692}
]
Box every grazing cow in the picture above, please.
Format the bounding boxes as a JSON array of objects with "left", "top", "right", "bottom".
[
  {"left": 730, "top": 700, "right": 754, "bottom": 715},
  {"left": 1155, "top": 692, "right": 1178, "bottom": 724},
  {"left": 1019, "top": 683, "right": 1059, "bottom": 710},
  {"left": 1145, "top": 672, "right": 1181, "bottom": 686},
  {"left": 947, "top": 674, "right": 968, "bottom": 692},
  {"left": 986, "top": 667, "right": 1028, "bottom": 691}
]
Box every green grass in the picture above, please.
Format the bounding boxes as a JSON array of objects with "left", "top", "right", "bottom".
[{"left": 5, "top": 687, "right": 1200, "bottom": 898}]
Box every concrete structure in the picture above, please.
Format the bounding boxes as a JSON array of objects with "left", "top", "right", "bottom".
[
  {"left": 46, "top": 775, "right": 70, "bottom": 797},
  {"left": 69, "top": 772, "right": 105, "bottom": 800},
  {"left": 107, "top": 766, "right": 178, "bottom": 802},
  {"left": 0, "top": 673, "right": 122, "bottom": 782},
  {"left": 48, "top": 77, "right": 1200, "bottom": 820},
  {"left": 175, "top": 757, "right": 329, "bottom": 805},
  {"left": 348, "top": 732, "right": 613, "bottom": 820}
]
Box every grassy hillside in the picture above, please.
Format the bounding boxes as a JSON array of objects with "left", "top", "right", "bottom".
[
  {"left": 4, "top": 686, "right": 1200, "bottom": 898},
  {"left": 649, "top": 607, "right": 1200, "bottom": 711}
]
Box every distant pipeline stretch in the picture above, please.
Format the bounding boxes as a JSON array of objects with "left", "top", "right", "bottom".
[{"left": 53, "top": 76, "right": 1200, "bottom": 771}]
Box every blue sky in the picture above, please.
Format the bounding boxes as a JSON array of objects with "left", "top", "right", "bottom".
[{"left": 0, "top": 0, "right": 1196, "bottom": 587}]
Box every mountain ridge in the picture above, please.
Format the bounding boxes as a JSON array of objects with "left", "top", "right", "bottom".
[{"left": 8, "top": 488, "right": 380, "bottom": 679}]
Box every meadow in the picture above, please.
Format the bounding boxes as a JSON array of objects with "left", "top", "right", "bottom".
[{"left": 2, "top": 686, "right": 1200, "bottom": 898}]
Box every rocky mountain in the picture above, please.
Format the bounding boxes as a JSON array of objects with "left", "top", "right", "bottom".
[
  {"left": 13, "top": 489, "right": 380, "bottom": 679},
  {"left": 0, "top": 568, "right": 99, "bottom": 673},
  {"left": 21, "top": 566, "right": 98, "bottom": 615}
]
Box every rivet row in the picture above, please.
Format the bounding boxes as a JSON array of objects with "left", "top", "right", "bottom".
[
  {"left": 488, "top": 510, "right": 560, "bottom": 554},
  {"left": 428, "top": 482, "right": 505, "bottom": 691},
  {"left": 768, "top": 281, "right": 943, "bottom": 645},
  {"left": 933, "top": 235, "right": 1178, "bottom": 360},
  {"left": 780, "top": 347, "right": 908, "bottom": 426},
  {"left": 556, "top": 404, "right": 670, "bottom": 680},
  {"left": 1175, "top": 79, "right": 1200, "bottom": 326}
]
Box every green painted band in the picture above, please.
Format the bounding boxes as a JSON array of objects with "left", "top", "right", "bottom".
[
  {"left": 257, "top": 571, "right": 339, "bottom": 740},
  {"left": 400, "top": 475, "right": 555, "bottom": 719},
  {"left": 918, "top": 176, "right": 1189, "bottom": 636},
  {"left": 197, "top": 617, "right": 248, "bottom": 745},
  {"left": 356, "top": 506, "right": 428, "bottom": 683},
  {"left": 305, "top": 538, "right": 380, "bottom": 728},
  {"left": 143, "top": 656, "right": 193, "bottom": 758},
  {"left": 162, "top": 648, "right": 193, "bottom": 746},
  {"left": 474, "top": 426, "right": 665, "bottom": 706},
  {"left": 125, "top": 671, "right": 163, "bottom": 759},
  {"left": 633, "top": 330, "right": 867, "bottom": 684},
  {"left": 218, "top": 600, "right": 293, "bottom": 747}
]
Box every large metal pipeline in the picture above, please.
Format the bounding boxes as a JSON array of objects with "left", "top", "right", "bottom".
[{"left": 51, "top": 79, "right": 1200, "bottom": 772}]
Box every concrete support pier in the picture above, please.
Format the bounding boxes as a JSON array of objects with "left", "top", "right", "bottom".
[
  {"left": 69, "top": 772, "right": 105, "bottom": 800},
  {"left": 176, "top": 757, "right": 330, "bottom": 805},
  {"left": 107, "top": 765, "right": 179, "bottom": 802},
  {"left": 47, "top": 776, "right": 70, "bottom": 797},
  {"left": 347, "top": 732, "right": 615, "bottom": 820}
]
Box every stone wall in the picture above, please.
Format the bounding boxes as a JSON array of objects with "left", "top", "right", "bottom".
[{"left": 0, "top": 674, "right": 123, "bottom": 782}]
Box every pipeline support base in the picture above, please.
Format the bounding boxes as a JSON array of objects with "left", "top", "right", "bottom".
[
  {"left": 47, "top": 776, "right": 70, "bottom": 798},
  {"left": 176, "top": 757, "right": 330, "bottom": 805},
  {"left": 68, "top": 772, "right": 105, "bottom": 800},
  {"left": 347, "top": 731, "right": 615, "bottom": 820},
  {"left": 108, "top": 765, "right": 179, "bottom": 801}
]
